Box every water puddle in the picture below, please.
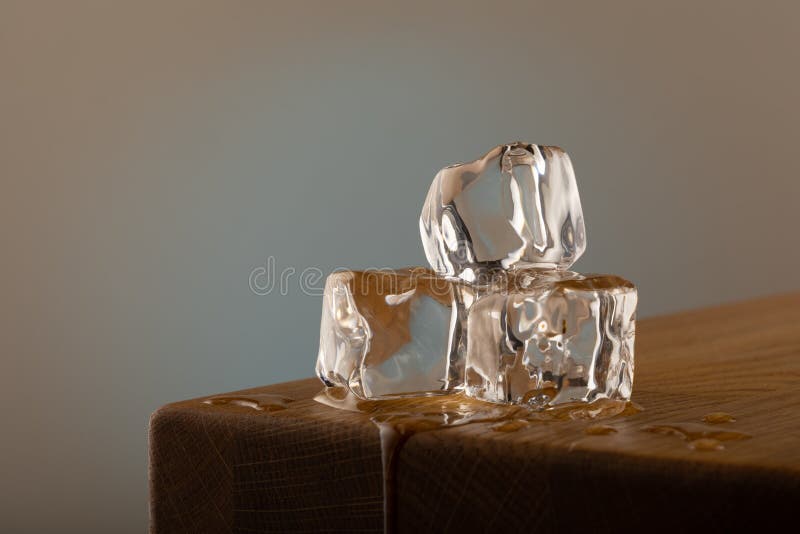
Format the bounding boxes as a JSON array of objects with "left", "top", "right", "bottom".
[
  {"left": 202, "top": 393, "right": 294, "bottom": 411},
  {"left": 688, "top": 438, "right": 724, "bottom": 452},
  {"left": 702, "top": 412, "right": 736, "bottom": 424}
]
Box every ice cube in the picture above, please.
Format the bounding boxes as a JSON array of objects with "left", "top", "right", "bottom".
[
  {"left": 420, "top": 142, "right": 586, "bottom": 280},
  {"left": 463, "top": 270, "right": 636, "bottom": 406},
  {"left": 316, "top": 268, "right": 467, "bottom": 399}
]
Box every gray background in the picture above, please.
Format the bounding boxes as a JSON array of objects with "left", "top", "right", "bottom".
[{"left": 2, "top": 1, "right": 799, "bottom": 532}]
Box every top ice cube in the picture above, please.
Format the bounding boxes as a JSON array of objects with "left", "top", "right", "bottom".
[{"left": 420, "top": 142, "right": 586, "bottom": 280}]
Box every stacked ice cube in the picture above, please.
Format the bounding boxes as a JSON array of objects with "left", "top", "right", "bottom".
[{"left": 316, "top": 142, "right": 637, "bottom": 406}]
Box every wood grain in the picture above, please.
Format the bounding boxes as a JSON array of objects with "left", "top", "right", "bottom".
[{"left": 150, "top": 293, "right": 800, "bottom": 533}]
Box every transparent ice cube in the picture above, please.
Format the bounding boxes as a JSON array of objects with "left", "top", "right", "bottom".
[
  {"left": 420, "top": 142, "right": 586, "bottom": 280},
  {"left": 316, "top": 268, "right": 467, "bottom": 399},
  {"left": 463, "top": 270, "right": 636, "bottom": 406}
]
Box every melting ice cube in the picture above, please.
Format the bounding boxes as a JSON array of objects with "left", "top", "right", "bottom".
[
  {"left": 420, "top": 142, "right": 586, "bottom": 280},
  {"left": 463, "top": 270, "right": 637, "bottom": 406},
  {"left": 316, "top": 268, "right": 467, "bottom": 399}
]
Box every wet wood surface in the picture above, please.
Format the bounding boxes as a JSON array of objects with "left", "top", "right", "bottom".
[{"left": 150, "top": 293, "right": 800, "bottom": 533}]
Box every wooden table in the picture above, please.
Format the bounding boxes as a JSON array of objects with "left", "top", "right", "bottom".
[{"left": 149, "top": 293, "right": 800, "bottom": 533}]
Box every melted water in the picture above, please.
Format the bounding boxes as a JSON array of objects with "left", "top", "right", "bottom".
[
  {"left": 702, "top": 412, "right": 736, "bottom": 424},
  {"left": 688, "top": 438, "right": 724, "bottom": 452},
  {"left": 569, "top": 400, "right": 643, "bottom": 420},
  {"left": 642, "top": 422, "right": 750, "bottom": 450},
  {"left": 314, "top": 388, "right": 641, "bottom": 533},
  {"left": 202, "top": 393, "right": 294, "bottom": 411},
  {"left": 491, "top": 419, "right": 529, "bottom": 433}
]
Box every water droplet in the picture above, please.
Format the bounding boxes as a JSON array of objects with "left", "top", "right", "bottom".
[
  {"left": 203, "top": 393, "right": 294, "bottom": 411},
  {"left": 585, "top": 424, "right": 617, "bottom": 435},
  {"left": 642, "top": 422, "right": 750, "bottom": 444},
  {"left": 492, "top": 419, "right": 529, "bottom": 433},
  {"left": 688, "top": 438, "right": 724, "bottom": 452},
  {"left": 521, "top": 386, "right": 558, "bottom": 408},
  {"left": 702, "top": 412, "right": 736, "bottom": 424}
]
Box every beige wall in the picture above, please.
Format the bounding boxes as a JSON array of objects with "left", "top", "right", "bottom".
[{"left": 2, "top": 1, "right": 799, "bottom": 531}]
